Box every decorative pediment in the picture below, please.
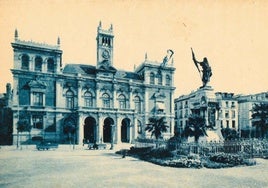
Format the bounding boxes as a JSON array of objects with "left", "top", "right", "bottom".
[{"left": 28, "top": 79, "right": 46, "bottom": 89}]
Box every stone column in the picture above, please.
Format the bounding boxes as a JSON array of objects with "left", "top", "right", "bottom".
[
  {"left": 110, "top": 124, "right": 115, "bottom": 149},
  {"left": 95, "top": 84, "right": 100, "bottom": 108},
  {"left": 129, "top": 87, "right": 133, "bottom": 109},
  {"left": 170, "top": 90, "right": 175, "bottom": 137},
  {"left": 29, "top": 55, "right": 34, "bottom": 71},
  {"left": 129, "top": 121, "right": 133, "bottom": 143},
  {"left": 116, "top": 116, "right": 121, "bottom": 144},
  {"left": 55, "top": 113, "right": 63, "bottom": 143},
  {"left": 77, "top": 114, "right": 83, "bottom": 145},
  {"left": 97, "top": 115, "right": 103, "bottom": 143},
  {"left": 56, "top": 79, "right": 63, "bottom": 108},
  {"left": 113, "top": 88, "right": 117, "bottom": 109},
  {"left": 43, "top": 58, "right": 47, "bottom": 72},
  {"left": 77, "top": 79, "right": 82, "bottom": 108}
]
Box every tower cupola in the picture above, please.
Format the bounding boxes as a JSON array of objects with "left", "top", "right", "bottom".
[{"left": 96, "top": 22, "right": 114, "bottom": 69}]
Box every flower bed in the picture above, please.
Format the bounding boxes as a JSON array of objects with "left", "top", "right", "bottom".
[{"left": 120, "top": 147, "right": 256, "bottom": 169}]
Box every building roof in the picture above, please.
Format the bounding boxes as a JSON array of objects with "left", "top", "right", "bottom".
[{"left": 63, "top": 64, "right": 143, "bottom": 80}]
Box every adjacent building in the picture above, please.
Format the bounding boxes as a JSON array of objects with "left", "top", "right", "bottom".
[
  {"left": 174, "top": 87, "right": 238, "bottom": 141},
  {"left": 236, "top": 91, "right": 268, "bottom": 137},
  {"left": 10, "top": 23, "right": 176, "bottom": 145},
  {"left": 175, "top": 88, "right": 268, "bottom": 139},
  {"left": 0, "top": 84, "right": 13, "bottom": 145}
]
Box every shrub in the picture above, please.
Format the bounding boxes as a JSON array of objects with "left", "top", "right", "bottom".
[
  {"left": 128, "top": 146, "right": 153, "bottom": 155},
  {"left": 146, "top": 148, "right": 174, "bottom": 159}
]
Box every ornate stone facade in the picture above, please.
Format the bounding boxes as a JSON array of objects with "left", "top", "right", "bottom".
[{"left": 11, "top": 24, "right": 176, "bottom": 145}]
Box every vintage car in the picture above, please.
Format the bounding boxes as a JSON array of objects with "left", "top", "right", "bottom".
[
  {"left": 36, "top": 141, "right": 59, "bottom": 150},
  {"left": 88, "top": 143, "right": 107, "bottom": 150}
]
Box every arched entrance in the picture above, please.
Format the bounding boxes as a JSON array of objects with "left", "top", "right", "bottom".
[
  {"left": 103, "top": 117, "right": 114, "bottom": 143},
  {"left": 84, "top": 116, "right": 96, "bottom": 143},
  {"left": 121, "top": 118, "right": 130, "bottom": 143}
]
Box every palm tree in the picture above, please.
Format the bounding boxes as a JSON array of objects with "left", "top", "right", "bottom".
[
  {"left": 251, "top": 103, "right": 268, "bottom": 138},
  {"left": 145, "top": 116, "right": 169, "bottom": 140},
  {"left": 183, "top": 114, "right": 207, "bottom": 143}
]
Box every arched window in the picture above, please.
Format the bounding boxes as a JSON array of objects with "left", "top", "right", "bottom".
[
  {"left": 134, "top": 96, "right": 141, "bottom": 113},
  {"left": 118, "top": 94, "right": 126, "bottom": 109},
  {"left": 166, "top": 74, "right": 171, "bottom": 86},
  {"left": 102, "top": 93, "right": 110, "bottom": 108},
  {"left": 66, "top": 90, "right": 74, "bottom": 109},
  {"left": 35, "top": 56, "right": 42, "bottom": 72},
  {"left": 158, "top": 74, "right": 162, "bottom": 85},
  {"left": 84, "top": 91, "right": 93, "bottom": 107},
  {"left": 150, "top": 72, "right": 155, "bottom": 84},
  {"left": 47, "top": 58, "right": 54, "bottom": 73},
  {"left": 21, "top": 54, "right": 29, "bottom": 70}
]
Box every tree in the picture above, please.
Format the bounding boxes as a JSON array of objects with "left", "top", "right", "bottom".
[
  {"left": 63, "top": 122, "right": 76, "bottom": 149},
  {"left": 221, "top": 127, "right": 239, "bottom": 140},
  {"left": 251, "top": 103, "right": 268, "bottom": 138},
  {"left": 145, "top": 116, "right": 169, "bottom": 140},
  {"left": 17, "top": 119, "right": 32, "bottom": 149},
  {"left": 183, "top": 114, "right": 207, "bottom": 143},
  {"left": 0, "top": 108, "right": 13, "bottom": 145}
]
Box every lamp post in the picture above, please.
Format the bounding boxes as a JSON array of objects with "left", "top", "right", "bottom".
[{"left": 16, "top": 87, "right": 20, "bottom": 149}]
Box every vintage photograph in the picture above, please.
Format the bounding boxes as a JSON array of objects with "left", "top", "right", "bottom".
[{"left": 0, "top": 0, "right": 268, "bottom": 187}]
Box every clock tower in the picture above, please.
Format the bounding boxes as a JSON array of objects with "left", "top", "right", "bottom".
[{"left": 96, "top": 21, "right": 114, "bottom": 69}]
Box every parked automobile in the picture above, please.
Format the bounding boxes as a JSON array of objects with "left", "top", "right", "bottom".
[
  {"left": 88, "top": 143, "right": 107, "bottom": 150},
  {"left": 36, "top": 141, "right": 59, "bottom": 150}
]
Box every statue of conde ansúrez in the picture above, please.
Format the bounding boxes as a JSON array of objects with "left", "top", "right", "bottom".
[{"left": 191, "top": 48, "right": 212, "bottom": 88}]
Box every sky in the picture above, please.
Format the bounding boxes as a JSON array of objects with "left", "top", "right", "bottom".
[{"left": 0, "top": 0, "right": 267, "bottom": 97}]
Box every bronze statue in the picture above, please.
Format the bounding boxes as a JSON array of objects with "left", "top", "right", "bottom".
[{"left": 191, "top": 48, "right": 212, "bottom": 88}]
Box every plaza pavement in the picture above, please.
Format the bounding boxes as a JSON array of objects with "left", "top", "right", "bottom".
[{"left": 0, "top": 144, "right": 268, "bottom": 188}]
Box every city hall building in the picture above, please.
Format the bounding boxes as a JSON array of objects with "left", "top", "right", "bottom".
[{"left": 11, "top": 23, "right": 176, "bottom": 145}]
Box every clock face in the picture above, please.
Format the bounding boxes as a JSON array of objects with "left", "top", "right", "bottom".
[{"left": 102, "top": 50, "right": 110, "bottom": 59}]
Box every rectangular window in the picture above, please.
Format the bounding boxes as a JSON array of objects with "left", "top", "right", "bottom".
[
  {"left": 225, "top": 110, "right": 229, "bottom": 118},
  {"left": 33, "top": 92, "right": 43, "bottom": 106},
  {"left": 232, "top": 120, "right": 236, "bottom": 128},
  {"left": 135, "top": 102, "right": 141, "bottom": 113},
  {"left": 219, "top": 110, "right": 223, "bottom": 118},
  {"left": 103, "top": 99, "right": 110, "bottom": 108},
  {"left": 85, "top": 98, "right": 93, "bottom": 107},
  {"left": 32, "top": 115, "right": 43, "bottom": 129},
  {"left": 119, "top": 101, "right": 126, "bottom": 109},
  {"left": 67, "top": 98, "right": 74, "bottom": 109},
  {"left": 185, "top": 101, "right": 188, "bottom": 108},
  {"left": 232, "top": 110, "right": 236, "bottom": 118},
  {"left": 226, "top": 120, "right": 229, "bottom": 128}
]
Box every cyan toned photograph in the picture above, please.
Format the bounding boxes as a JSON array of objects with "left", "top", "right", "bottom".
[{"left": 0, "top": 0, "right": 267, "bottom": 187}]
